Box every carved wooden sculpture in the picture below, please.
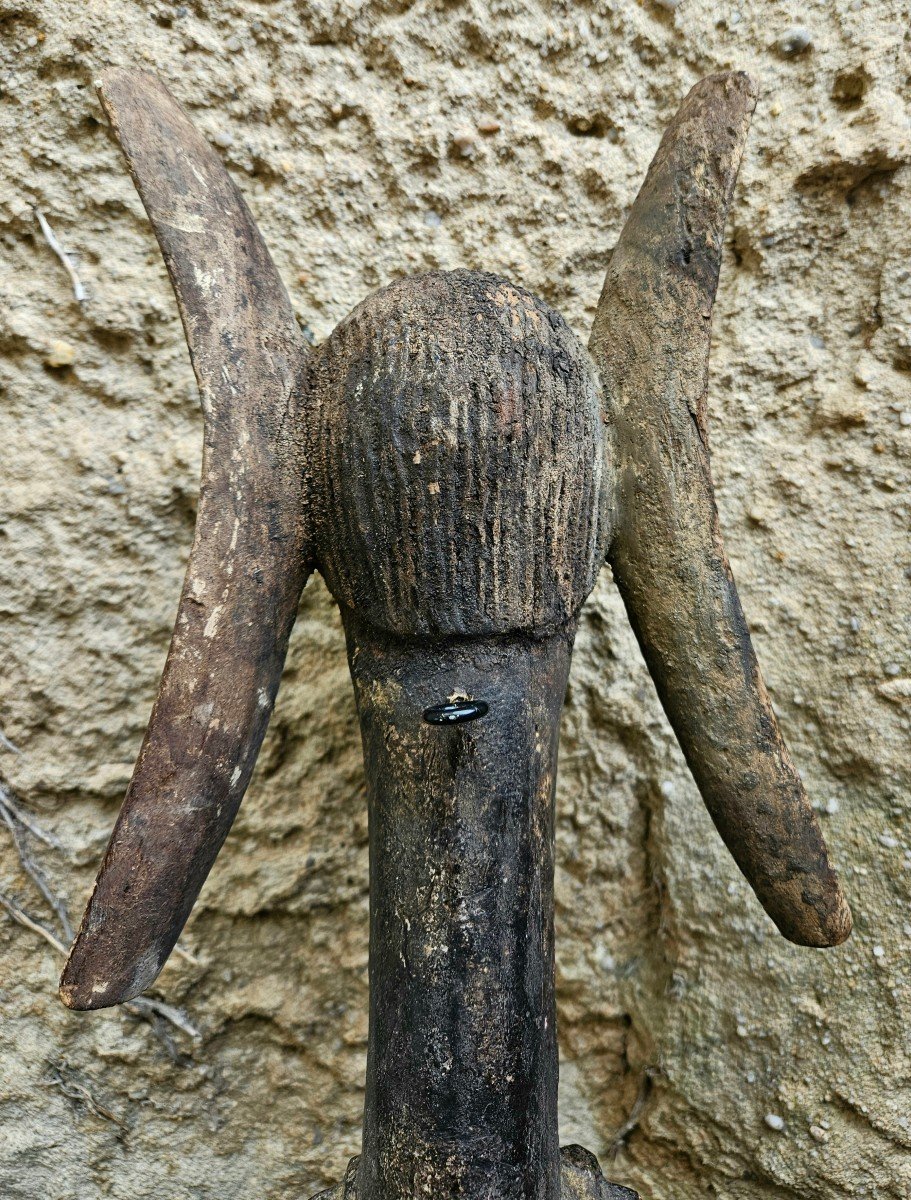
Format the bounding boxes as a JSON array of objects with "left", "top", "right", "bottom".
[{"left": 60, "top": 69, "right": 852, "bottom": 1200}]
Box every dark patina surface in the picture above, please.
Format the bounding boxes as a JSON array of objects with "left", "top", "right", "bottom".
[
  {"left": 59, "top": 67, "right": 851, "bottom": 1200},
  {"left": 313, "top": 1148, "right": 638, "bottom": 1200}
]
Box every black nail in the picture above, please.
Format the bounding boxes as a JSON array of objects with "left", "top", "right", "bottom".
[{"left": 423, "top": 700, "right": 489, "bottom": 725}]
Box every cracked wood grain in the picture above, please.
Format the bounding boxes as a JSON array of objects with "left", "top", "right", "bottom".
[
  {"left": 590, "top": 72, "right": 851, "bottom": 948},
  {"left": 59, "top": 69, "right": 313, "bottom": 1010},
  {"left": 58, "top": 66, "right": 852, "bottom": 1200}
]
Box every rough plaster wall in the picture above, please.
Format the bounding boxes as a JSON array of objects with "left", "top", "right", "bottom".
[{"left": 0, "top": 0, "right": 909, "bottom": 1196}]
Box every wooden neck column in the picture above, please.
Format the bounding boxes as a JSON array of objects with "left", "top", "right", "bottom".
[
  {"left": 309, "top": 268, "right": 611, "bottom": 1199},
  {"left": 344, "top": 613, "right": 574, "bottom": 1200}
]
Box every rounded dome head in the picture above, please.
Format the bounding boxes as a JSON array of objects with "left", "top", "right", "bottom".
[{"left": 310, "top": 269, "right": 611, "bottom": 639}]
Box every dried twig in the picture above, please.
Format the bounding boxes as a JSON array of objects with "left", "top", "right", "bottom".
[
  {"left": 0, "top": 729, "right": 21, "bottom": 755},
  {"left": 172, "top": 941, "right": 201, "bottom": 966},
  {"left": 1, "top": 742, "right": 202, "bottom": 1045},
  {"left": 41, "top": 1064, "right": 127, "bottom": 1130},
  {"left": 126, "top": 996, "right": 201, "bottom": 1040},
  {"left": 0, "top": 890, "right": 201, "bottom": 1042},
  {"left": 0, "top": 797, "right": 72, "bottom": 941},
  {"left": 34, "top": 207, "right": 87, "bottom": 303},
  {"left": 0, "top": 890, "right": 67, "bottom": 955},
  {"left": 0, "top": 782, "right": 63, "bottom": 850},
  {"left": 0, "top": 789, "right": 200, "bottom": 1044},
  {"left": 607, "top": 1068, "right": 657, "bottom": 1158}
]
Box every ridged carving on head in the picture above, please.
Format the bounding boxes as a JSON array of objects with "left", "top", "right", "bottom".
[{"left": 310, "top": 269, "right": 611, "bottom": 639}]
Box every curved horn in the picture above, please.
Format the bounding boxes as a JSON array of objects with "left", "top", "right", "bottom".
[
  {"left": 591, "top": 72, "right": 851, "bottom": 947},
  {"left": 60, "top": 70, "right": 312, "bottom": 1009}
]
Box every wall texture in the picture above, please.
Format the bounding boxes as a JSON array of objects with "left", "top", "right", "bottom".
[{"left": 1, "top": 1, "right": 909, "bottom": 1196}]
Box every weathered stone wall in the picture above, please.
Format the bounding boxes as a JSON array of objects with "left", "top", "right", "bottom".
[{"left": 1, "top": 1, "right": 908, "bottom": 1196}]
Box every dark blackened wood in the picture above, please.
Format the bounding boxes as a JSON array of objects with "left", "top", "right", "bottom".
[
  {"left": 559, "top": 1146, "right": 639, "bottom": 1200},
  {"left": 312, "top": 1147, "right": 639, "bottom": 1200},
  {"left": 306, "top": 268, "right": 620, "bottom": 1198},
  {"left": 309, "top": 270, "right": 612, "bottom": 640},
  {"left": 59, "top": 70, "right": 312, "bottom": 1009},
  {"left": 306, "top": 267, "right": 633, "bottom": 1197},
  {"left": 60, "top": 66, "right": 847, "bottom": 1200},
  {"left": 590, "top": 72, "right": 851, "bottom": 947},
  {"left": 344, "top": 615, "right": 570, "bottom": 1200}
]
